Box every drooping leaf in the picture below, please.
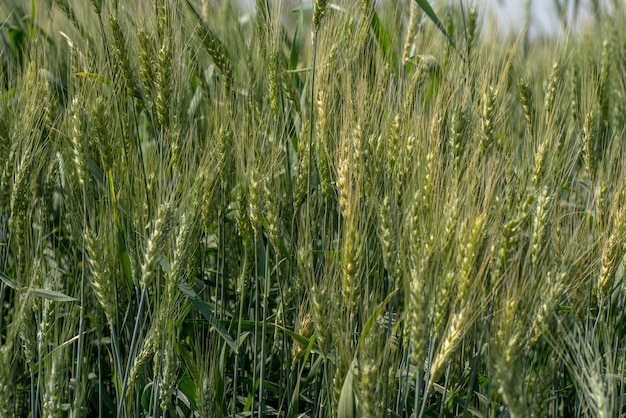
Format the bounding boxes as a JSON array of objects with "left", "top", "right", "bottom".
[
  {"left": 179, "top": 281, "right": 238, "bottom": 353},
  {"left": 272, "top": 321, "right": 316, "bottom": 349},
  {"left": 413, "top": 0, "right": 463, "bottom": 60},
  {"left": 31, "top": 288, "right": 77, "bottom": 302},
  {"left": 0, "top": 270, "right": 18, "bottom": 290},
  {"left": 356, "top": 289, "right": 398, "bottom": 352},
  {"left": 16, "top": 331, "right": 90, "bottom": 385}
]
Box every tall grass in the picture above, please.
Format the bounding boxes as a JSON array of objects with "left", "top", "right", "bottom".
[{"left": 1, "top": 0, "right": 626, "bottom": 416}]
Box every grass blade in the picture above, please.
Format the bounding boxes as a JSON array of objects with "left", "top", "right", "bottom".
[
  {"left": 31, "top": 289, "right": 77, "bottom": 302},
  {"left": 0, "top": 270, "right": 18, "bottom": 290},
  {"left": 336, "top": 290, "right": 397, "bottom": 417},
  {"left": 337, "top": 360, "right": 356, "bottom": 418},
  {"left": 179, "top": 281, "right": 238, "bottom": 353},
  {"left": 413, "top": 0, "right": 464, "bottom": 61},
  {"left": 287, "top": 332, "right": 318, "bottom": 418},
  {"left": 370, "top": 10, "right": 398, "bottom": 74},
  {"left": 356, "top": 289, "right": 398, "bottom": 353}
]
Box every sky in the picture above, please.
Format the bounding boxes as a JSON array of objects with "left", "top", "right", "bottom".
[
  {"left": 487, "top": 0, "right": 558, "bottom": 35},
  {"left": 236, "top": 0, "right": 601, "bottom": 38},
  {"left": 485, "top": 0, "right": 592, "bottom": 38}
]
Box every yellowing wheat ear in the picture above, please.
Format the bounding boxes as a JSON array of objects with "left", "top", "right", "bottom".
[
  {"left": 403, "top": 1, "right": 420, "bottom": 65},
  {"left": 201, "top": 0, "right": 210, "bottom": 24}
]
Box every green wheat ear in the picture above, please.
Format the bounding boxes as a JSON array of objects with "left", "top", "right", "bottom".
[
  {"left": 90, "top": 0, "right": 102, "bottom": 15},
  {"left": 313, "top": 0, "right": 330, "bottom": 32}
]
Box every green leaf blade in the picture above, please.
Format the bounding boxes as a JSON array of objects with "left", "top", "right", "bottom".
[
  {"left": 178, "top": 281, "right": 238, "bottom": 353},
  {"left": 370, "top": 10, "right": 398, "bottom": 74},
  {"left": 413, "top": 0, "right": 463, "bottom": 60},
  {"left": 0, "top": 271, "right": 18, "bottom": 290},
  {"left": 31, "top": 289, "right": 77, "bottom": 302}
]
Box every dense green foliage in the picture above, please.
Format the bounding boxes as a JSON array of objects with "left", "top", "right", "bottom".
[{"left": 1, "top": 0, "right": 626, "bottom": 416}]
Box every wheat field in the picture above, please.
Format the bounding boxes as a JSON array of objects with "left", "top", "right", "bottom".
[{"left": 1, "top": 0, "right": 626, "bottom": 417}]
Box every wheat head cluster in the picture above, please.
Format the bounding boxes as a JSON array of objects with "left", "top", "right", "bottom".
[{"left": 1, "top": 0, "right": 626, "bottom": 417}]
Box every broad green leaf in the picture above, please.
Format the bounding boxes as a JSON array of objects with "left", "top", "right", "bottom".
[
  {"left": 413, "top": 0, "right": 463, "bottom": 60},
  {"left": 337, "top": 360, "right": 356, "bottom": 418},
  {"left": 289, "top": 13, "right": 303, "bottom": 71},
  {"left": 177, "top": 373, "right": 197, "bottom": 411},
  {"left": 356, "top": 288, "right": 398, "bottom": 352},
  {"left": 226, "top": 320, "right": 318, "bottom": 353},
  {"left": 370, "top": 10, "right": 398, "bottom": 74},
  {"left": 304, "top": 355, "right": 324, "bottom": 385},
  {"left": 30, "top": 0, "right": 36, "bottom": 39},
  {"left": 236, "top": 331, "right": 252, "bottom": 349},
  {"left": 0, "top": 271, "right": 18, "bottom": 290},
  {"left": 16, "top": 330, "right": 90, "bottom": 385},
  {"left": 275, "top": 324, "right": 313, "bottom": 349},
  {"left": 141, "top": 385, "right": 150, "bottom": 411},
  {"left": 85, "top": 156, "right": 105, "bottom": 191},
  {"left": 8, "top": 27, "right": 25, "bottom": 60},
  {"left": 300, "top": 331, "right": 317, "bottom": 368},
  {"left": 179, "top": 281, "right": 238, "bottom": 353},
  {"left": 31, "top": 288, "right": 77, "bottom": 302},
  {"left": 177, "top": 342, "right": 199, "bottom": 384}
]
